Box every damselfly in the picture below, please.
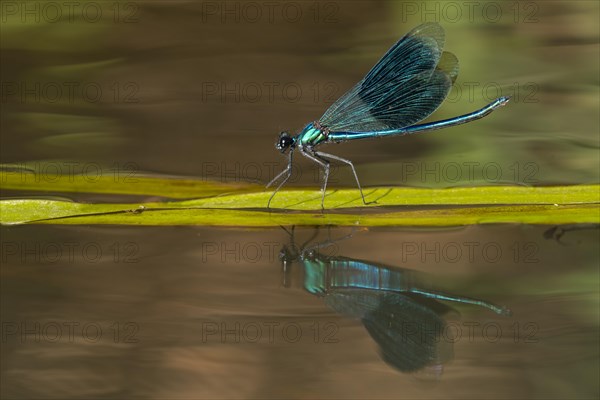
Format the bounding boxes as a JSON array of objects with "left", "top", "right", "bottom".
[{"left": 267, "top": 23, "right": 510, "bottom": 208}]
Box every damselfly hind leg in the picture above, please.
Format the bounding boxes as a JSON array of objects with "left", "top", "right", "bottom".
[
  {"left": 314, "top": 151, "right": 368, "bottom": 205},
  {"left": 267, "top": 150, "right": 294, "bottom": 208}
]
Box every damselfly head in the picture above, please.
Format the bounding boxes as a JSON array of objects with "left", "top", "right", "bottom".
[
  {"left": 279, "top": 244, "right": 298, "bottom": 288},
  {"left": 279, "top": 245, "right": 291, "bottom": 262},
  {"left": 276, "top": 131, "right": 294, "bottom": 153}
]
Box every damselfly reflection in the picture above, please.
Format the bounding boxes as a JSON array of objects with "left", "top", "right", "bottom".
[{"left": 279, "top": 227, "right": 511, "bottom": 376}]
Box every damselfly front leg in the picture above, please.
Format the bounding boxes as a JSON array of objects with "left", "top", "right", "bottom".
[{"left": 267, "top": 150, "right": 294, "bottom": 208}]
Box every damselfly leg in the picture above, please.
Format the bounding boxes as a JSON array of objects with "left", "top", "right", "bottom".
[
  {"left": 300, "top": 148, "right": 330, "bottom": 209},
  {"left": 314, "top": 151, "right": 367, "bottom": 205},
  {"left": 267, "top": 150, "right": 294, "bottom": 208}
]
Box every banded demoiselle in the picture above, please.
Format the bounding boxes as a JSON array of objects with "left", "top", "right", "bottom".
[{"left": 267, "top": 23, "right": 510, "bottom": 208}]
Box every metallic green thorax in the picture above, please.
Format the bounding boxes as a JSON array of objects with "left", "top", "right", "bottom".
[
  {"left": 296, "top": 122, "right": 328, "bottom": 146},
  {"left": 302, "top": 256, "right": 328, "bottom": 295}
]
